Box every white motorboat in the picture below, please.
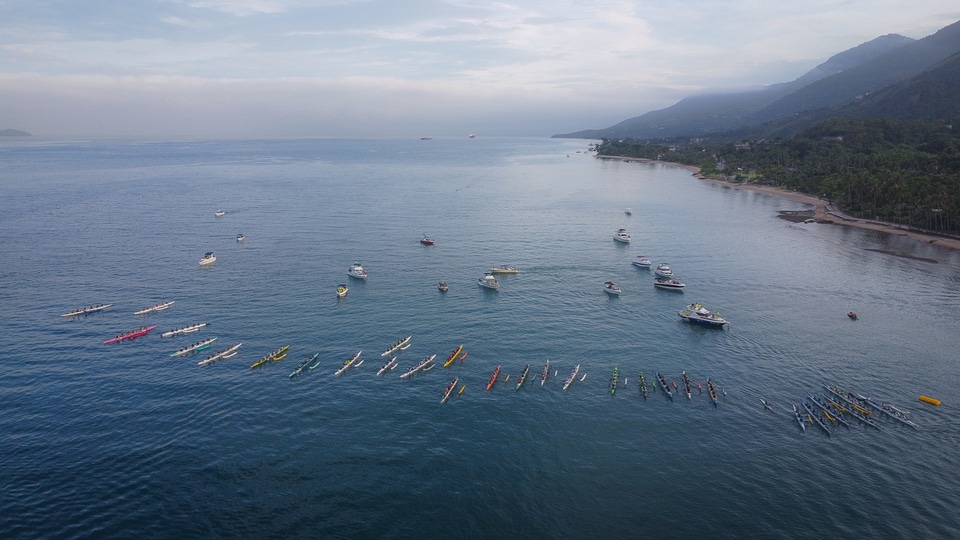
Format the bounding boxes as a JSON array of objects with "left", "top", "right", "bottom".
[
  {"left": 654, "top": 277, "right": 685, "bottom": 290},
  {"left": 603, "top": 281, "right": 622, "bottom": 295},
  {"left": 214, "top": 210, "right": 225, "bottom": 217},
  {"left": 347, "top": 262, "right": 367, "bottom": 279},
  {"left": 632, "top": 255, "right": 652, "bottom": 268},
  {"left": 490, "top": 265, "right": 519, "bottom": 274},
  {"left": 625, "top": 208, "right": 632, "bottom": 215},
  {"left": 655, "top": 263, "right": 673, "bottom": 278},
  {"left": 236, "top": 234, "right": 244, "bottom": 241},
  {"left": 199, "top": 252, "right": 216, "bottom": 266},
  {"left": 613, "top": 228, "right": 631, "bottom": 243},
  {"left": 336, "top": 284, "right": 348, "bottom": 298},
  {"left": 478, "top": 273, "right": 500, "bottom": 290},
  {"left": 438, "top": 280, "right": 448, "bottom": 292},
  {"left": 679, "top": 303, "right": 728, "bottom": 327}
]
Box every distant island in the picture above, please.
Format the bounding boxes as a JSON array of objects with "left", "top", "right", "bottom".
[{"left": 0, "top": 129, "right": 31, "bottom": 137}]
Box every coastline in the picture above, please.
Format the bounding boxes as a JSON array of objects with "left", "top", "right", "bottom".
[{"left": 598, "top": 155, "right": 960, "bottom": 253}]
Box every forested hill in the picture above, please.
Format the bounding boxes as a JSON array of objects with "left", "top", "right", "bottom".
[{"left": 596, "top": 117, "right": 960, "bottom": 235}]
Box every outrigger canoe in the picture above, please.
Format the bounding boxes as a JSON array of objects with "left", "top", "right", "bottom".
[
  {"left": 382, "top": 336, "right": 411, "bottom": 357},
  {"left": 611, "top": 366, "right": 619, "bottom": 395},
  {"left": 706, "top": 378, "right": 717, "bottom": 406},
  {"left": 198, "top": 342, "right": 242, "bottom": 366},
  {"left": 657, "top": 372, "right": 673, "bottom": 401},
  {"left": 516, "top": 364, "right": 530, "bottom": 390},
  {"left": 134, "top": 301, "right": 175, "bottom": 316},
  {"left": 681, "top": 371, "right": 692, "bottom": 399},
  {"left": 170, "top": 336, "right": 217, "bottom": 357},
  {"left": 162, "top": 322, "right": 207, "bottom": 338},
  {"left": 486, "top": 365, "right": 501, "bottom": 391},
  {"left": 562, "top": 364, "right": 580, "bottom": 391},
  {"left": 400, "top": 354, "right": 436, "bottom": 379},
  {"left": 251, "top": 345, "right": 290, "bottom": 369},
  {"left": 335, "top": 351, "right": 363, "bottom": 376},
  {"left": 441, "top": 377, "right": 459, "bottom": 404},
  {"left": 638, "top": 371, "right": 648, "bottom": 399},
  {"left": 62, "top": 304, "right": 112, "bottom": 317},
  {"left": 289, "top": 352, "right": 319, "bottom": 378},
  {"left": 541, "top": 360, "right": 550, "bottom": 386},
  {"left": 104, "top": 325, "right": 156, "bottom": 345},
  {"left": 443, "top": 344, "right": 463, "bottom": 368},
  {"left": 377, "top": 356, "right": 398, "bottom": 376}
]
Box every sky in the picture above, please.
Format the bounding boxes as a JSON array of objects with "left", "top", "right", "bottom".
[{"left": 0, "top": 1, "right": 958, "bottom": 138}]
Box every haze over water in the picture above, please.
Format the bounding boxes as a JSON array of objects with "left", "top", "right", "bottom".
[{"left": 2, "top": 137, "right": 958, "bottom": 538}]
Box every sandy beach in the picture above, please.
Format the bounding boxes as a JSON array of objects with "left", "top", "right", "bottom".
[{"left": 599, "top": 155, "right": 960, "bottom": 252}]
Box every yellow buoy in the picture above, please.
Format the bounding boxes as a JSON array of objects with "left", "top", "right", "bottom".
[{"left": 919, "top": 395, "right": 941, "bottom": 406}]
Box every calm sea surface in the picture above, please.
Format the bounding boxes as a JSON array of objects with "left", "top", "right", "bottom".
[{"left": 2, "top": 137, "right": 959, "bottom": 538}]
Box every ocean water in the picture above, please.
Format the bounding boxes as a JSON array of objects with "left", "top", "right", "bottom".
[{"left": 1, "top": 137, "right": 959, "bottom": 538}]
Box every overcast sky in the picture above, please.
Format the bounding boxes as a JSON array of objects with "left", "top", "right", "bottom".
[{"left": 1, "top": 1, "right": 957, "bottom": 138}]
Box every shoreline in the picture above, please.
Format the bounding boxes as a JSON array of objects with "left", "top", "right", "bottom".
[{"left": 598, "top": 155, "right": 960, "bottom": 253}]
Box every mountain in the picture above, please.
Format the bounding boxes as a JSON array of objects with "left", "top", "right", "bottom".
[
  {"left": 747, "top": 20, "right": 960, "bottom": 125},
  {"left": 850, "top": 50, "right": 960, "bottom": 123},
  {"left": 0, "top": 129, "right": 31, "bottom": 136},
  {"left": 555, "top": 21, "right": 960, "bottom": 140}
]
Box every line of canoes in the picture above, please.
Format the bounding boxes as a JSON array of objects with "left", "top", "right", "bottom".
[{"left": 782, "top": 383, "right": 918, "bottom": 435}]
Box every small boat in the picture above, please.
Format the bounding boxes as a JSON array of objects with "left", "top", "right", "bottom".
[
  {"left": 485, "top": 365, "right": 501, "bottom": 391},
  {"left": 654, "top": 263, "right": 673, "bottom": 278},
  {"left": 377, "top": 356, "right": 398, "bottom": 376},
  {"left": 603, "top": 281, "right": 622, "bottom": 295},
  {"left": 236, "top": 234, "right": 244, "bottom": 242},
  {"left": 654, "top": 277, "right": 685, "bottom": 290},
  {"left": 625, "top": 208, "right": 632, "bottom": 215},
  {"left": 438, "top": 280, "right": 448, "bottom": 292},
  {"left": 681, "top": 371, "right": 692, "bottom": 399},
  {"left": 170, "top": 337, "right": 218, "bottom": 357},
  {"left": 706, "top": 378, "right": 718, "bottom": 406},
  {"left": 336, "top": 284, "right": 348, "bottom": 298},
  {"left": 441, "top": 377, "right": 459, "bottom": 403},
  {"left": 631, "top": 255, "right": 652, "bottom": 268},
  {"left": 490, "top": 265, "right": 519, "bottom": 274},
  {"left": 104, "top": 325, "right": 156, "bottom": 345},
  {"left": 61, "top": 303, "right": 112, "bottom": 317},
  {"left": 347, "top": 262, "right": 367, "bottom": 279},
  {"left": 657, "top": 372, "right": 673, "bottom": 400},
  {"left": 613, "top": 228, "right": 631, "bottom": 243},
  {"left": 855, "top": 392, "right": 919, "bottom": 428},
  {"left": 335, "top": 351, "right": 363, "bottom": 376},
  {"left": 540, "top": 360, "right": 550, "bottom": 387},
  {"left": 214, "top": 210, "right": 225, "bottom": 217},
  {"left": 134, "top": 300, "right": 175, "bottom": 316},
  {"left": 638, "top": 371, "right": 648, "bottom": 399},
  {"left": 516, "top": 364, "right": 530, "bottom": 390},
  {"left": 610, "top": 366, "right": 619, "bottom": 395},
  {"left": 382, "top": 336, "right": 412, "bottom": 357},
  {"left": 443, "top": 344, "right": 463, "bottom": 368},
  {"left": 478, "top": 273, "right": 500, "bottom": 290},
  {"left": 289, "top": 353, "right": 319, "bottom": 378},
  {"left": 420, "top": 234, "right": 435, "bottom": 246},
  {"left": 761, "top": 398, "right": 775, "bottom": 413},
  {"left": 562, "top": 364, "right": 580, "bottom": 391},
  {"left": 162, "top": 322, "right": 207, "bottom": 338},
  {"left": 678, "top": 303, "right": 728, "bottom": 327},
  {"left": 400, "top": 354, "right": 436, "bottom": 379},
  {"left": 199, "top": 252, "right": 216, "bottom": 266},
  {"left": 848, "top": 312, "right": 858, "bottom": 320},
  {"left": 198, "top": 342, "right": 242, "bottom": 366},
  {"left": 793, "top": 405, "right": 806, "bottom": 431}
]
